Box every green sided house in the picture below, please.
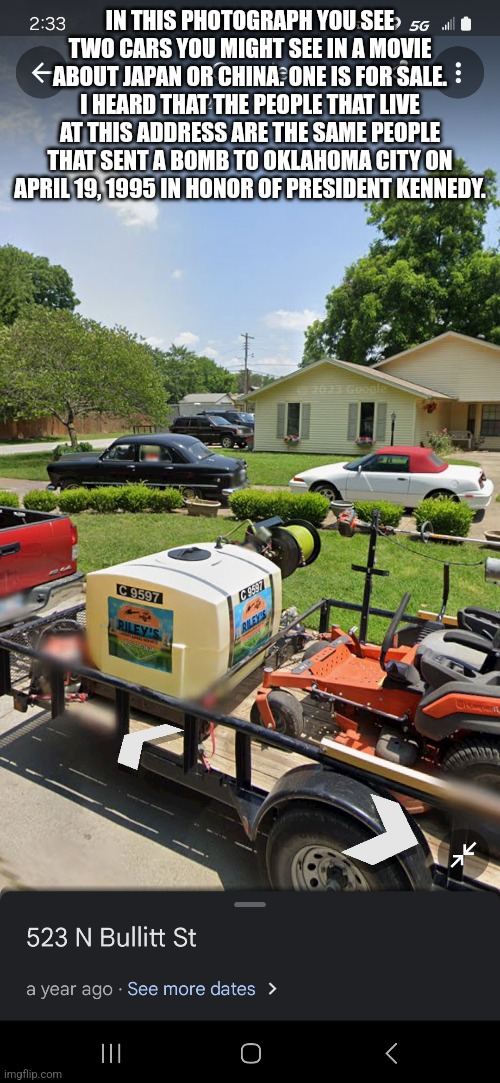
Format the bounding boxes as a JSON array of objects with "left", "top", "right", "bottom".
[{"left": 250, "top": 332, "right": 500, "bottom": 454}]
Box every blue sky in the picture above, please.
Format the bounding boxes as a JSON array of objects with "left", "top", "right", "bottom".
[{"left": 1, "top": 35, "right": 499, "bottom": 377}]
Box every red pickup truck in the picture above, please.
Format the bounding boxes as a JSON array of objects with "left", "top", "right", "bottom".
[{"left": 0, "top": 507, "right": 83, "bottom": 628}]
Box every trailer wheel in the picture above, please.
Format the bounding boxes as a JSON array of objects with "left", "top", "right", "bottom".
[
  {"left": 266, "top": 806, "right": 413, "bottom": 891},
  {"left": 441, "top": 735, "right": 500, "bottom": 789},
  {"left": 251, "top": 690, "right": 304, "bottom": 738}
]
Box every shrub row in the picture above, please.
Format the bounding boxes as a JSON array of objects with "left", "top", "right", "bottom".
[
  {"left": 229, "top": 489, "right": 330, "bottom": 527},
  {"left": 355, "top": 497, "right": 475, "bottom": 537},
  {"left": 22, "top": 485, "right": 184, "bottom": 514},
  {"left": 353, "top": 501, "right": 404, "bottom": 528},
  {"left": 0, "top": 490, "right": 20, "bottom": 508}
]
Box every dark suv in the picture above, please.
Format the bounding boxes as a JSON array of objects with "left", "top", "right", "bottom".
[
  {"left": 170, "top": 414, "right": 252, "bottom": 449},
  {"left": 200, "top": 410, "right": 255, "bottom": 430}
]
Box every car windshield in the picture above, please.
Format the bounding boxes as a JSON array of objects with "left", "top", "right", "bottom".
[
  {"left": 240, "top": 413, "right": 254, "bottom": 424},
  {"left": 343, "top": 454, "right": 377, "bottom": 472},
  {"left": 187, "top": 440, "right": 212, "bottom": 460},
  {"left": 211, "top": 416, "right": 231, "bottom": 425}
]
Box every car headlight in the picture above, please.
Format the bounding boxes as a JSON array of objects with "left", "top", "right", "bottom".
[{"left": 235, "top": 429, "right": 243, "bottom": 435}]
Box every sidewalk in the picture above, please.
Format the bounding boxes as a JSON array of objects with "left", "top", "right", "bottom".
[{"left": 0, "top": 438, "right": 112, "bottom": 455}]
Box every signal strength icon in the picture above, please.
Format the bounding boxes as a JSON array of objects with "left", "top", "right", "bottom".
[{"left": 442, "top": 16, "right": 456, "bottom": 30}]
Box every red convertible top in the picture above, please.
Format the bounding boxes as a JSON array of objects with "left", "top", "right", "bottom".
[{"left": 377, "top": 446, "right": 447, "bottom": 474}]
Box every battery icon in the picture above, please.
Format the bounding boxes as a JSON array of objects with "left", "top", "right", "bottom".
[{"left": 460, "top": 16, "right": 472, "bottom": 31}]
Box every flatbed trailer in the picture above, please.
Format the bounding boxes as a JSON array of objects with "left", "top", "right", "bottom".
[{"left": 1, "top": 598, "right": 500, "bottom": 894}]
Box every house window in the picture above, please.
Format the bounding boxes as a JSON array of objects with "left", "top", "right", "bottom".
[
  {"left": 359, "top": 402, "right": 375, "bottom": 438},
  {"left": 287, "top": 402, "right": 301, "bottom": 436},
  {"left": 481, "top": 405, "right": 500, "bottom": 437}
]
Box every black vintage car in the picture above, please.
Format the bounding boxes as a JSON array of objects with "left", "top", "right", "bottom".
[{"left": 46, "top": 435, "right": 249, "bottom": 502}]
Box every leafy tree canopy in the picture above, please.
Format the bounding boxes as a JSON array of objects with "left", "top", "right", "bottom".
[
  {"left": 153, "top": 344, "right": 237, "bottom": 401},
  {"left": 0, "top": 245, "right": 78, "bottom": 326},
  {"left": 302, "top": 159, "right": 500, "bottom": 366},
  {"left": 0, "top": 308, "right": 167, "bottom": 446}
]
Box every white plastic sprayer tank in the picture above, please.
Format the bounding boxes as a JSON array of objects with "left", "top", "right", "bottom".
[{"left": 85, "top": 542, "right": 282, "bottom": 700}]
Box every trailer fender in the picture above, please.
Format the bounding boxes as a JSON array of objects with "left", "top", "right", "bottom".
[{"left": 250, "top": 763, "right": 433, "bottom": 890}]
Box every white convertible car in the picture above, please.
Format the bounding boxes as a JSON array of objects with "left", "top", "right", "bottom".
[{"left": 289, "top": 445, "right": 494, "bottom": 511}]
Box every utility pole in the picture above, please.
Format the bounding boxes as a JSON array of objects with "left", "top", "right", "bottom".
[{"left": 241, "top": 331, "right": 254, "bottom": 408}]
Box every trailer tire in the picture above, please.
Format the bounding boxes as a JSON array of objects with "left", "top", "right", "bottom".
[
  {"left": 251, "top": 690, "right": 303, "bottom": 738},
  {"left": 266, "top": 805, "right": 413, "bottom": 891}
]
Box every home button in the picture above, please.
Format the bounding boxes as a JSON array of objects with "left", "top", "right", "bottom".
[{"left": 241, "top": 1043, "right": 262, "bottom": 1065}]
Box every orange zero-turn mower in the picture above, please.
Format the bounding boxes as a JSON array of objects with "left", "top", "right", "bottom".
[{"left": 251, "top": 590, "right": 500, "bottom": 793}]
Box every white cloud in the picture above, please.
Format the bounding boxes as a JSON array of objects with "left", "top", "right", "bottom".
[
  {"left": 252, "top": 355, "right": 297, "bottom": 377},
  {"left": 145, "top": 336, "right": 164, "bottom": 348},
  {"left": 113, "top": 201, "right": 159, "bottom": 229},
  {"left": 174, "top": 331, "right": 200, "bottom": 347},
  {"left": 264, "top": 308, "right": 322, "bottom": 332},
  {"left": 171, "top": 268, "right": 184, "bottom": 279},
  {"left": 202, "top": 347, "right": 218, "bottom": 358}
]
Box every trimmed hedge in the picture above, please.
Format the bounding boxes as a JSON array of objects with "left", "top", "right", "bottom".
[
  {"left": 0, "top": 490, "right": 20, "bottom": 508},
  {"left": 23, "top": 490, "right": 59, "bottom": 512},
  {"left": 57, "top": 485, "right": 184, "bottom": 514},
  {"left": 87, "top": 487, "right": 122, "bottom": 513},
  {"left": 229, "top": 489, "right": 330, "bottom": 527},
  {"left": 52, "top": 441, "right": 94, "bottom": 460},
  {"left": 146, "top": 488, "right": 183, "bottom": 512},
  {"left": 353, "top": 500, "right": 404, "bottom": 528},
  {"left": 58, "top": 488, "right": 90, "bottom": 514},
  {"left": 415, "top": 498, "right": 475, "bottom": 537},
  {"left": 118, "top": 483, "right": 153, "bottom": 513}
]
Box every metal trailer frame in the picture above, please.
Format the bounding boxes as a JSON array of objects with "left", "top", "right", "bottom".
[{"left": 1, "top": 599, "right": 500, "bottom": 896}]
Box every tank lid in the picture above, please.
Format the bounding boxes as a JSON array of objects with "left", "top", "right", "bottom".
[{"left": 167, "top": 546, "right": 211, "bottom": 562}]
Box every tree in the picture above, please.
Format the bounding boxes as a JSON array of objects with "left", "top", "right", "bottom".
[
  {"left": 235, "top": 369, "right": 275, "bottom": 393},
  {"left": 153, "top": 344, "right": 237, "bottom": 401},
  {"left": 303, "top": 159, "right": 500, "bottom": 366},
  {"left": 0, "top": 245, "right": 78, "bottom": 326},
  {"left": 0, "top": 309, "right": 168, "bottom": 446}
]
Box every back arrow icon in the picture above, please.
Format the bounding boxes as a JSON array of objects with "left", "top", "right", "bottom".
[
  {"left": 32, "top": 62, "right": 52, "bottom": 83},
  {"left": 268, "top": 983, "right": 277, "bottom": 996},
  {"left": 386, "top": 1043, "right": 397, "bottom": 1065}
]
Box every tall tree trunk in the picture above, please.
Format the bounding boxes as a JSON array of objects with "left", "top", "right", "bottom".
[{"left": 65, "top": 408, "right": 77, "bottom": 448}]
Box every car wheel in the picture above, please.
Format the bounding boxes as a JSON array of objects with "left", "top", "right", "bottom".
[
  {"left": 60, "top": 479, "right": 82, "bottom": 491},
  {"left": 311, "top": 481, "right": 341, "bottom": 501},
  {"left": 425, "top": 489, "right": 458, "bottom": 501},
  {"left": 180, "top": 486, "right": 200, "bottom": 502},
  {"left": 221, "top": 435, "right": 235, "bottom": 449}
]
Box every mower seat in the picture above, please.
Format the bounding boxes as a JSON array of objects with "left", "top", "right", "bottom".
[
  {"left": 414, "top": 670, "right": 500, "bottom": 740},
  {"left": 419, "top": 649, "right": 481, "bottom": 691},
  {"left": 415, "top": 628, "right": 493, "bottom": 671},
  {"left": 458, "top": 605, "right": 500, "bottom": 641},
  {"left": 382, "top": 659, "right": 424, "bottom": 694}
]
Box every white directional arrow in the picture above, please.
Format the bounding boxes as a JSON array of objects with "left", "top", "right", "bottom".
[
  {"left": 386, "top": 1042, "right": 398, "bottom": 1066},
  {"left": 268, "top": 983, "right": 277, "bottom": 996},
  {"left": 32, "top": 61, "right": 52, "bottom": 83},
  {"left": 118, "top": 723, "right": 180, "bottom": 770},
  {"left": 342, "top": 795, "right": 418, "bottom": 866}
]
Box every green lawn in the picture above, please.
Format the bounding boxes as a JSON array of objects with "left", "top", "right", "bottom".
[
  {"left": 0, "top": 447, "right": 482, "bottom": 486},
  {"left": 0, "top": 452, "right": 54, "bottom": 481},
  {"left": 75, "top": 512, "right": 494, "bottom": 643},
  {"left": 222, "top": 450, "right": 480, "bottom": 485}
]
